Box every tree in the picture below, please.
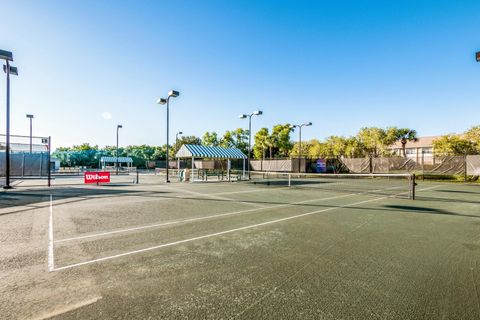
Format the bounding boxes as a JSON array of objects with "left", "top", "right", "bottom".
[
  {"left": 396, "top": 128, "right": 418, "bottom": 157},
  {"left": 202, "top": 132, "right": 219, "bottom": 147},
  {"left": 464, "top": 125, "right": 480, "bottom": 153},
  {"left": 356, "top": 127, "right": 399, "bottom": 157},
  {"left": 219, "top": 129, "right": 249, "bottom": 154},
  {"left": 307, "top": 139, "right": 330, "bottom": 158},
  {"left": 271, "top": 124, "right": 293, "bottom": 157},
  {"left": 253, "top": 128, "right": 270, "bottom": 160},
  {"left": 433, "top": 135, "right": 477, "bottom": 156}
]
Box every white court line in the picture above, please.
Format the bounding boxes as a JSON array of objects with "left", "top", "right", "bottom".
[
  {"left": 54, "top": 191, "right": 366, "bottom": 243},
  {"left": 52, "top": 184, "right": 440, "bottom": 271},
  {"left": 48, "top": 194, "right": 55, "bottom": 272}
]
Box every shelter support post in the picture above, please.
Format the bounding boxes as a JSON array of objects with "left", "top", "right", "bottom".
[
  {"left": 242, "top": 158, "right": 246, "bottom": 180},
  {"left": 227, "top": 159, "right": 231, "bottom": 181},
  {"left": 191, "top": 157, "right": 194, "bottom": 182}
]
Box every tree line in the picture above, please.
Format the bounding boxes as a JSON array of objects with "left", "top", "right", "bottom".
[{"left": 52, "top": 125, "right": 480, "bottom": 168}]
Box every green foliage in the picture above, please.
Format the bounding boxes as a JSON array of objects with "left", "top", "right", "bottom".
[
  {"left": 202, "top": 132, "right": 219, "bottom": 147},
  {"left": 253, "top": 128, "right": 270, "bottom": 159},
  {"left": 465, "top": 126, "right": 480, "bottom": 152},
  {"left": 433, "top": 135, "right": 477, "bottom": 156},
  {"left": 271, "top": 124, "right": 293, "bottom": 157},
  {"left": 219, "top": 128, "right": 249, "bottom": 154}
]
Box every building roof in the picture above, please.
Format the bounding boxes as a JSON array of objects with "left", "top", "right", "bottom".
[
  {"left": 175, "top": 144, "right": 247, "bottom": 159},
  {"left": 100, "top": 156, "right": 133, "bottom": 163},
  {"left": 390, "top": 136, "right": 442, "bottom": 149}
]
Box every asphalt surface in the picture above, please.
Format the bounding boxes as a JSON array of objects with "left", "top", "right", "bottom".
[{"left": 1, "top": 175, "right": 480, "bottom": 319}]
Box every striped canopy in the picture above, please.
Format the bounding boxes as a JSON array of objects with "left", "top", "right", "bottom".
[
  {"left": 176, "top": 144, "right": 247, "bottom": 159},
  {"left": 100, "top": 156, "right": 133, "bottom": 163}
]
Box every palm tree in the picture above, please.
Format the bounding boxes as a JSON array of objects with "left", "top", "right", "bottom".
[{"left": 397, "top": 129, "right": 418, "bottom": 157}]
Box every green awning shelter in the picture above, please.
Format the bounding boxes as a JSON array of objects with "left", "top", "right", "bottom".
[{"left": 175, "top": 144, "right": 247, "bottom": 181}]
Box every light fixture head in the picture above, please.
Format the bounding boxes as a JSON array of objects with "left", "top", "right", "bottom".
[
  {"left": 304, "top": 122, "right": 312, "bottom": 126},
  {"left": 178, "top": 131, "right": 183, "bottom": 135},
  {"left": 157, "top": 98, "right": 167, "bottom": 105},
  {"left": 117, "top": 124, "right": 123, "bottom": 129},
  {"left": 26, "top": 114, "right": 34, "bottom": 119},
  {"left": 476, "top": 51, "right": 480, "bottom": 62},
  {"left": 168, "top": 90, "right": 180, "bottom": 98},
  {"left": 253, "top": 110, "right": 263, "bottom": 116},
  {"left": 0, "top": 49, "right": 13, "bottom": 61},
  {"left": 239, "top": 114, "right": 247, "bottom": 119},
  {"left": 3, "top": 65, "right": 18, "bottom": 75}
]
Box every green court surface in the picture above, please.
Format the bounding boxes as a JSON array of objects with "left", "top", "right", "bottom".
[{"left": 1, "top": 175, "right": 480, "bottom": 319}]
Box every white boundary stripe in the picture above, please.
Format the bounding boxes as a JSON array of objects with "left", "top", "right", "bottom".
[
  {"left": 52, "top": 185, "right": 440, "bottom": 271},
  {"left": 54, "top": 192, "right": 364, "bottom": 243},
  {"left": 48, "top": 194, "right": 55, "bottom": 272}
]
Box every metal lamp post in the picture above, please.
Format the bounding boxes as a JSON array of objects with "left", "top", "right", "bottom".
[
  {"left": 116, "top": 124, "right": 122, "bottom": 175},
  {"left": 157, "top": 90, "right": 180, "bottom": 183},
  {"left": 239, "top": 110, "right": 262, "bottom": 179},
  {"left": 291, "top": 122, "right": 312, "bottom": 173},
  {"left": 1, "top": 49, "right": 18, "bottom": 189},
  {"left": 175, "top": 131, "right": 183, "bottom": 172},
  {"left": 175, "top": 131, "right": 183, "bottom": 148},
  {"left": 26, "top": 114, "right": 34, "bottom": 153}
]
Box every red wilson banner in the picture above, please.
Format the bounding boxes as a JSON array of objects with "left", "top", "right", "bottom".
[{"left": 84, "top": 171, "right": 111, "bottom": 184}]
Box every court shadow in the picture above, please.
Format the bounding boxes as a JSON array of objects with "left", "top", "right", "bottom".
[
  {"left": 382, "top": 204, "right": 480, "bottom": 219},
  {"left": 0, "top": 187, "right": 171, "bottom": 216},
  {"left": 435, "top": 189, "right": 480, "bottom": 195}
]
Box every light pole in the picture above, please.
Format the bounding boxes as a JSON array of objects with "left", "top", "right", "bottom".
[
  {"left": 26, "top": 114, "right": 34, "bottom": 153},
  {"left": 157, "top": 90, "right": 180, "bottom": 183},
  {"left": 175, "top": 131, "right": 183, "bottom": 148},
  {"left": 291, "top": 122, "right": 312, "bottom": 173},
  {"left": 1, "top": 49, "right": 18, "bottom": 189},
  {"left": 239, "top": 110, "right": 262, "bottom": 179},
  {"left": 116, "top": 124, "right": 122, "bottom": 175},
  {"left": 175, "top": 131, "right": 183, "bottom": 171}
]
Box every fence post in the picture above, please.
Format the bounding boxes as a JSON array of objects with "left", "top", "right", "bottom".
[
  {"left": 464, "top": 153, "right": 467, "bottom": 183},
  {"left": 48, "top": 137, "right": 51, "bottom": 187}
]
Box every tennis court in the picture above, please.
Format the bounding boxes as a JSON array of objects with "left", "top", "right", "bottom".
[{"left": 1, "top": 174, "right": 480, "bottom": 319}]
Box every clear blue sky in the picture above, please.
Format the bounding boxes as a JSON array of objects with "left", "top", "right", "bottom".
[{"left": 1, "top": 0, "right": 479, "bottom": 150}]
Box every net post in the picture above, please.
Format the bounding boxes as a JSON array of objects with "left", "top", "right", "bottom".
[{"left": 409, "top": 173, "right": 416, "bottom": 200}]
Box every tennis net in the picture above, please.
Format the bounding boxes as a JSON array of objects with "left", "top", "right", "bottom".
[{"left": 248, "top": 172, "right": 416, "bottom": 199}]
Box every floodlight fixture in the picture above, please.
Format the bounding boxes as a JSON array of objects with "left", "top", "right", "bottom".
[
  {"left": 476, "top": 51, "right": 480, "bottom": 62},
  {"left": 168, "top": 90, "right": 180, "bottom": 98},
  {"left": 253, "top": 110, "right": 263, "bottom": 115},
  {"left": 0, "top": 49, "right": 13, "bottom": 61},
  {"left": 26, "top": 114, "right": 34, "bottom": 119},
  {"left": 157, "top": 98, "right": 167, "bottom": 105},
  {"left": 117, "top": 124, "right": 123, "bottom": 129},
  {"left": 239, "top": 114, "right": 247, "bottom": 119},
  {"left": 3, "top": 65, "right": 18, "bottom": 75}
]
